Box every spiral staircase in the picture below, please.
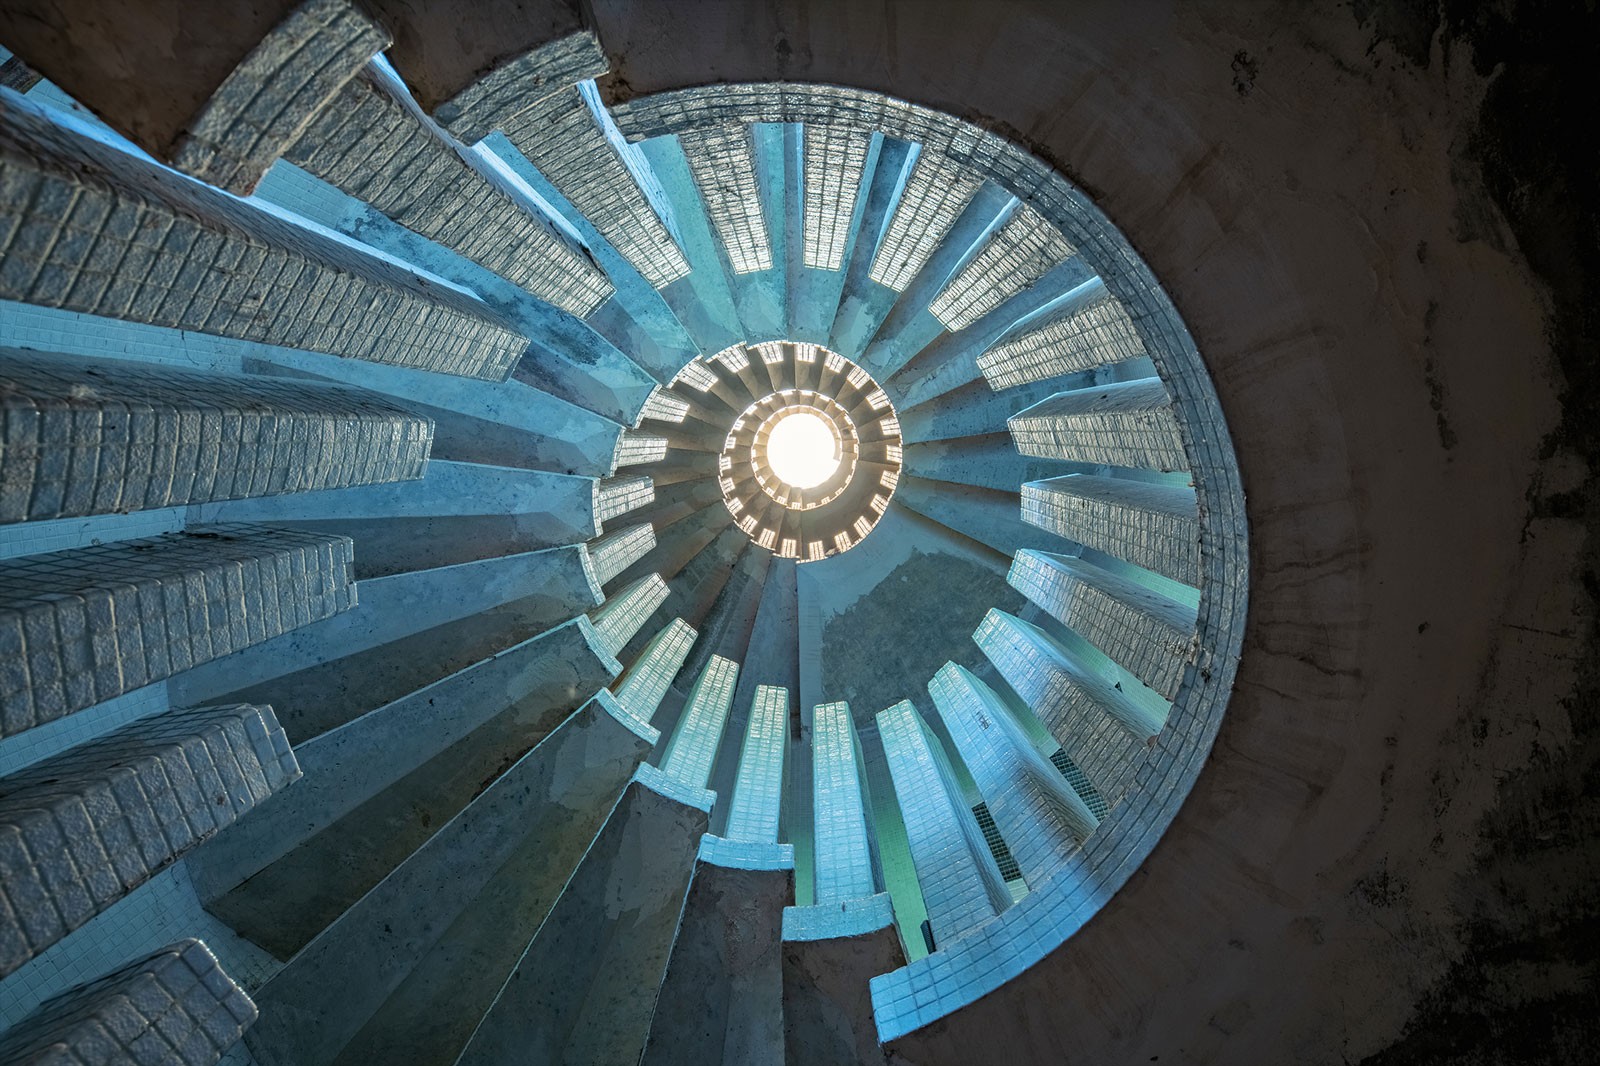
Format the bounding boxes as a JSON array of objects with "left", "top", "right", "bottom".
[{"left": 0, "top": 5, "right": 1248, "bottom": 1064}]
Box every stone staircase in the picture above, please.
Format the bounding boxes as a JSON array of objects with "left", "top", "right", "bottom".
[{"left": 0, "top": 4, "right": 1246, "bottom": 1063}]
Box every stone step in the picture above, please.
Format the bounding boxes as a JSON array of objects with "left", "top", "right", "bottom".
[
  {"left": 706, "top": 557, "right": 798, "bottom": 819},
  {"left": 0, "top": 92, "right": 526, "bottom": 380},
  {"left": 925, "top": 202, "right": 1076, "bottom": 333},
  {"left": 612, "top": 618, "right": 697, "bottom": 728},
  {"left": 596, "top": 474, "right": 657, "bottom": 527},
  {"left": 810, "top": 701, "right": 877, "bottom": 906},
  {"left": 1, "top": 526, "right": 355, "bottom": 738},
  {"left": 657, "top": 653, "right": 742, "bottom": 790},
  {"left": 0, "top": 350, "right": 432, "bottom": 525},
  {"left": 1020, "top": 473, "right": 1201, "bottom": 586},
  {"left": 588, "top": 521, "right": 658, "bottom": 588},
  {"left": 824, "top": 137, "right": 916, "bottom": 360},
  {"left": 889, "top": 257, "right": 1096, "bottom": 412},
  {"left": 930, "top": 663, "right": 1098, "bottom": 887},
  {"left": 455, "top": 764, "right": 712, "bottom": 1066},
  {"left": 0, "top": 0, "right": 385, "bottom": 193},
  {"left": 790, "top": 127, "right": 878, "bottom": 345},
  {"left": 282, "top": 66, "right": 613, "bottom": 317},
  {"left": 589, "top": 572, "right": 671, "bottom": 660},
  {"left": 0, "top": 938, "right": 256, "bottom": 1065},
  {"left": 876, "top": 699, "right": 1010, "bottom": 947},
  {"left": 1007, "top": 549, "right": 1198, "bottom": 700},
  {"left": 495, "top": 86, "right": 690, "bottom": 292},
  {"left": 1008, "top": 377, "right": 1188, "bottom": 472},
  {"left": 638, "top": 836, "right": 794, "bottom": 1066},
  {"left": 679, "top": 124, "right": 775, "bottom": 278},
  {"left": 1, "top": 703, "right": 298, "bottom": 977},
  {"left": 973, "top": 609, "right": 1162, "bottom": 808},
  {"left": 977, "top": 283, "right": 1149, "bottom": 391},
  {"left": 721, "top": 684, "right": 790, "bottom": 845},
  {"left": 856, "top": 182, "right": 1013, "bottom": 383},
  {"left": 242, "top": 692, "right": 657, "bottom": 1066}
]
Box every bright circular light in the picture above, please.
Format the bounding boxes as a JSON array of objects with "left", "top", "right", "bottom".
[{"left": 765, "top": 411, "right": 839, "bottom": 488}]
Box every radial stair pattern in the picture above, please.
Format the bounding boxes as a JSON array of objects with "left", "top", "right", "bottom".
[{"left": 0, "top": 6, "right": 1245, "bottom": 1064}]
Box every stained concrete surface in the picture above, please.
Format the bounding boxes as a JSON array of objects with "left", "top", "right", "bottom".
[
  {"left": 592, "top": 0, "right": 1599, "bottom": 1061},
  {"left": 640, "top": 853, "right": 792, "bottom": 1066}
]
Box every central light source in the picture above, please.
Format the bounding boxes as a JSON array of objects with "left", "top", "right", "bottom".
[{"left": 765, "top": 411, "right": 839, "bottom": 488}]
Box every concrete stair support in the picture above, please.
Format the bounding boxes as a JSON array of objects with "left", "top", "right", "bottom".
[
  {"left": 0, "top": 0, "right": 387, "bottom": 194},
  {"left": 0, "top": 92, "right": 528, "bottom": 380},
  {"left": 638, "top": 836, "right": 794, "bottom": 1066},
  {"left": 243, "top": 691, "right": 656, "bottom": 1066},
  {"left": 974, "top": 609, "right": 1161, "bottom": 808},
  {"left": 893, "top": 476, "right": 1067, "bottom": 558},
  {"left": 0, "top": 526, "right": 355, "bottom": 738},
  {"left": 0, "top": 351, "right": 432, "bottom": 525},
  {"left": 1007, "top": 549, "right": 1198, "bottom": 700},
  {"left": 1008, "top": 377, "right": 1188, "bottom": 472},
  {"left": 781, "top": 893, "right": 906, "bottom": 1066},
  {"left": 184, "top": 616, "right": 618, "bottom": 904},
  {"left": 283, "top": 67, "right": 613, "bottom": 316},
  {"left": 0, "top": 702, "right": 299, "bottom": 978},
  {"left": 902, "top": 437, "right": 1076, "bottom": 495},
  {"left": 0, "top": 938, "right": 257, "bottom": 1065},
  {"left": 1021, "top": 474, "right": 1202, "bottom": 586},
  {"left": 611, "top": 507, "right": 735, "bottom": 607},
  {"left": 165, "top": 543, "right": 596, "bottom": 717},
  {"left": 927, "top": 203, "right": 1075, "bottom": 332},
  {"left": 206, "top": 461, "right": 600, "bottom": 580},
  {"left": 977, "top": 284, "right": 1148, "bottom": 390},
  {"left": 876, "top": 700, "right": 1010, "bottom": 947},
  {"left": 264, "top": 354, "right": 621, "bottom": 479},
  {"left": 321, "top": 693, "right": 652, "bottom": 1066},
  {"left": 930, "top": 663, "right": 1098, "bottom": 886},
  {"left": 199, "top": 636, "right": 622, "bottom": 959},
  {"left": 456, "top": 764, "right": 713, "bottom": 1066}
]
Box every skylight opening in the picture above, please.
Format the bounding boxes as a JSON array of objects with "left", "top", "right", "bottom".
[{"left": 765, "top": 411, "right": 840, "bottom": 489}]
